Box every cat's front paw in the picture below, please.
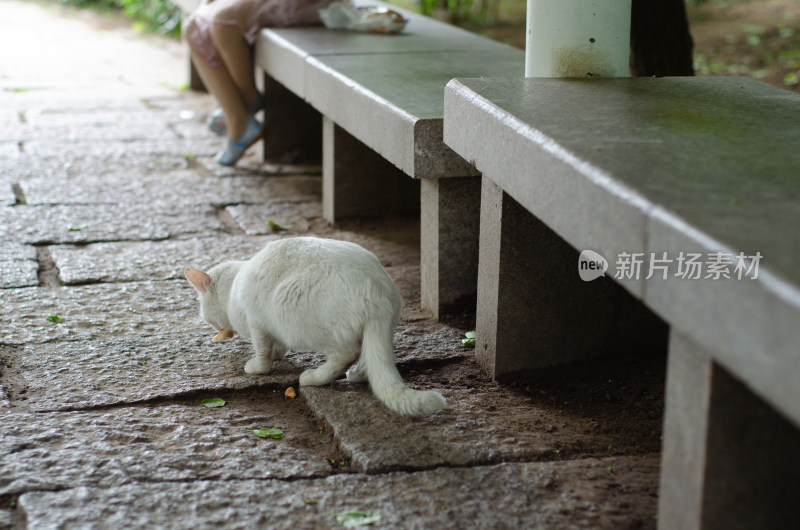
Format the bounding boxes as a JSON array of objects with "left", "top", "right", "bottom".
[{"left": 244, "top": 357, "right": 272, "bottom": 375}]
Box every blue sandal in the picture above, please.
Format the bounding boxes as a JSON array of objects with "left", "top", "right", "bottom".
[
  {"left": 207, "top": 92, "right": 264, "bottom": 137},
  {"left": 215, "top": 116, "right": 264, "bottom": 167}
]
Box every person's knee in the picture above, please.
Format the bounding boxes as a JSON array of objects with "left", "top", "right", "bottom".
[{"left": 183, "top": 16, "right": 202, "bottom": 52}]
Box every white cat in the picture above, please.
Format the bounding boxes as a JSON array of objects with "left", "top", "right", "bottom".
[{"left": 185, "top": 236, "right": 446, "bottom": 417}]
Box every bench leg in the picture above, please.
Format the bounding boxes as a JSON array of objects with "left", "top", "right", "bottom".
[
  {"left": 420, "top": 177, "right": 481, "bottom": 318},
  {"left": 188, "top": 57, "right": 206, "bottom": 92},
  {"left": 260, "top": 73, "right": 322, "bottom": 163},
  {"left": 322, "top": 117, "right": 419, "bottom": 222},
  {"left": 475, "top": 178, "right": 667, "bottom": 378},
  {"left": 659, "top": 331, "right": 800, "bottom": 530}
]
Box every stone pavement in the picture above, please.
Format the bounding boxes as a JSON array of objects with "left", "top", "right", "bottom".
[{"left": 0, "top": 1, "right": 661, "bottom": 528}]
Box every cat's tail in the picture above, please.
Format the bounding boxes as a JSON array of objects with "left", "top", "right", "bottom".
[{"left": 360, "top": 319, "right": 446, "bottom": 417}]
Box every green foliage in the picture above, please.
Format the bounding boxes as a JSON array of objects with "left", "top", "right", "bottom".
[{"left": 55, "top": 0, "right": 182, "bottom": 37}]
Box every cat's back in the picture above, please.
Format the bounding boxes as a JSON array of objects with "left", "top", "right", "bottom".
[
  {"left": 260, "top": 237, "right": 376, "bottom": 267},
  {"left": 237, "top": 237, "right": 401, "bottom": 329},
  {"left": 248, "top": 237, "right": 393, "bottom": 285}
]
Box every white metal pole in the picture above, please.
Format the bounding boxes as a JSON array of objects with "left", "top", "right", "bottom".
[{"left": 525, "top": 0, "right": 632, "bottom": 78}]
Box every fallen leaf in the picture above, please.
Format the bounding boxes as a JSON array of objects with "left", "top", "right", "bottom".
[
  {"left": 201, "top": 398, "right": 226, "bottom": 408},
  {"left": 267, "top": 219, "right": 291, "bottom": 232},
  {"left": 285, "top": 387, "right": 296, "bottom": 398},
  {"left": 46, "top": 315, "right": 64, "bottom": 323},
  {"left": 253, "top": 428, "right": 285, "bottom": 439}
]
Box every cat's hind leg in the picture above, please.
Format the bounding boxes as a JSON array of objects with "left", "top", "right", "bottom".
[
  {"left": 299, "top": 350, "right": 359, "bottom": 386},
  {"left": 269, "top": 340, "right": 287, "bottom": 362},
  {"left": 245, "top": 332, "right": 276, "bottom": 375},
  {"left": 345, "top": 359, "right": 368, "bottom": 383}
]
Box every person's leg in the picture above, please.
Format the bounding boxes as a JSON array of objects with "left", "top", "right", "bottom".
[
  {"left": 190, "top": 48, "right": 250, "bottom": 142},
  {"left": 209, "top": 22, "right": 260, "bottom": 112},
  {"left": 183, "top": 3, "right": 262, "bottom": 164}
]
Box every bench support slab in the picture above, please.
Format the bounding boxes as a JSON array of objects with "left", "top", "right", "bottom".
[
  {"left": 260, "top": 74, "right": 322, "bottom": 163},
  {"left": 322, "top": 117, "right": 419, "bottom": 222},
  {"left": 475, "top": 178, "right": 667, "bottom": 378},
  {"left": 420, "top": 177, "right": 481, "bottom": 318},
  {"left": 659, "top": 331, "right": 800, "bottom": 530}
]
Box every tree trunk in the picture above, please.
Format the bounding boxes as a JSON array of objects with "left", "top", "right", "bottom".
[{"left": 630, "top": 0, "right": 695, "bottom": 76}]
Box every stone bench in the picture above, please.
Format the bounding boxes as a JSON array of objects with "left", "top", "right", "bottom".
[
  {"left": 253, "top": 2, "right": 523, "bottom": 316},
  {"left": 443, "top": 76, "right": 800, "bottom": 529}
]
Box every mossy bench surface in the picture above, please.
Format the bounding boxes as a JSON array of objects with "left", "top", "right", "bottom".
[{"left": 444, "top": 75, "right": 800, "bottom": 424}]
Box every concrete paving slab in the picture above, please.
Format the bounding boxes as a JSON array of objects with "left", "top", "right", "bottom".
[
  {"left": 302, "top": 376, "right": 654, "bottom": 474},
  {"left": 0, "top": 407, "right": 331, "bottom": 496},
  {"left": 23, "top": 137, "right": 222, "bottom": 160},
  {"left": 15, "top": 336, "right": 304, "bottom": 411},
  {"left": 1, "top": 109, "right": 177, "bottom": 144},
  {"left": 0, "top": 243, "right": 36, "bottom": 264},
  {"left": 0, "top": 203, "right": 225, "bottom": 245},
  {"left": 0, "top": 142, "right": 19, "bottom": 160},
  {"left": 17, "top": 457, "right": 659, "bottom": 529},
  {"left": 0, "top": 260, "right": 38, "bottom": 289},
  {"left": 391, "top": 326, "right": 467, "bottom": 363},
  {"left": 0, "top": 281, "right": 201, "bottom": 345},
  {"left": 0, "top": 179, "right": 15, "bottom": 206},
  {"left": 13, "top": 331, "right": 461, "bottom": 413},
  {"left": 0, "top": 151, "right": 190, "bottom": 181},
  {"left": 50, "top": 236, "right": 278, "bottom": 285},
  {"left": 1, "top": 91, "right": 152, "bottom": 114},
  {"left": 226, "top": 202, "right": 319, "bottom": 235},
  {"left": 19, "top": 170, "right": 280, "bottom": 206}
]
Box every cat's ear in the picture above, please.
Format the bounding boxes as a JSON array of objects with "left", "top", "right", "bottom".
[{"left": 185, "top": 268, "right": 212, "bottom": 294}]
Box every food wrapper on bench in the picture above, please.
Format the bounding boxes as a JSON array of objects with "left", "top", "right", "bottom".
[{"left": 320, "top": 2, "right": 408, "bottom": 34}]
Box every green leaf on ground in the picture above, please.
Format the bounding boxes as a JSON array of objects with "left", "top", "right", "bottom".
[
  {"left": 267, "top": 219, "right": 291, "bottom": 232},
  {"left": 46, "top": 315, "right": 64, "bottom": 323},
  {"left": 201, "top": 398, "right": 226, "bottom": 408},
  {"left": 461, "top": 330, "right": 476, "bottom": 348},
  {"left": 334, "top": 511, "right": 381, "bottom": 527},
  {"left": 252, "top": 428, "right": 285, "bottom": 439}
]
